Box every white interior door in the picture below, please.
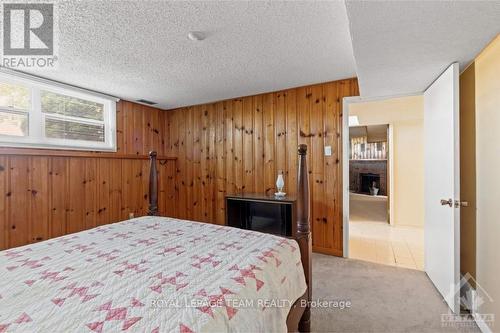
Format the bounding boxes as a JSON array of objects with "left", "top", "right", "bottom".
[{"left": 424, "top": 63, "right": 460, "bottom": 313}]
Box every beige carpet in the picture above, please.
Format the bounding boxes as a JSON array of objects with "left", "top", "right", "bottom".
[{"left": 311, "top": 253, "right": 479, "bottom": 333}]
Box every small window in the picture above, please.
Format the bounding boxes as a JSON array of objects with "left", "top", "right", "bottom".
[
  {"left": 0, "top": 73, "right": 116, "bottom": 151},
  {"left": 0, "top": 81, "right": 31, "bottom": 110},
  {"left": 0, "top": 111, "right": 28, "bottom": 137},
  {"left": 44, "top": 118, "right": 105, "bottom": 142},
  {"left": 41, "top": 91, "right": 104, "bottom": 120}
]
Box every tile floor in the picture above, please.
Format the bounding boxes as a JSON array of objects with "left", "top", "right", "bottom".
[{"left": 349, "top": 193, "right": 424, "bottom": 270}]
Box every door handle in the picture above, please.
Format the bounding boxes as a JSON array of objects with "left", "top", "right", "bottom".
[{"left": 440, "top": 199, "right": 453, "bottom": 207}]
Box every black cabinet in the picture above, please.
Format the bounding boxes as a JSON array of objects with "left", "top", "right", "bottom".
[{"left": 225, "top": 193, "right": 296, "bottom": 237}]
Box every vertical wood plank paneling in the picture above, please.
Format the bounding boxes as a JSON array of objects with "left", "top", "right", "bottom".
[
  {"left": 167, "top": 111, "right": 178, "bottom": 161},
  {"left": 133, "top": 159, "right": 145, "bottom": 216},
  {"left": 192, "top": 106, "right": 202, "bottom": 220},
  {"left": 263, "top": 93, "right": 275, "bottom": 195},
  {"left": 160, "top": 109, "right": 169, "bottom": 157},
  {"left": 120, "top": 159, "right": 133, "bottom": 220},
  {"left": 275, "top": 91, "right": 287, "bottom": 182},
  {"left": 215, "top": 102, "right": 226, "bottom": 225},
  {"left": 177, "top": 109, "right": 187, "bottom": 219},
  {"left": 158, "top": 159, "right": 167, "bottom": 216},
  {"left": 7, "top": 157, "right": 30, "bottom": 247},
  {"left": 200, "top": 106, "right": 209, "bottom": 221},
  {"left": 67, "top": 158, "right": 85, "bottom": 233},
  {"left": 243, "top": 97, "right": 254, "bottom": 194},
  {"left": 49, "top": 157, "right": 67, "bottom": 237},
  {"left": 164, "top": 160, "right": 177, "bottom": 217},
  {"left": 164, "top": 78, "right": 358, "bottom": 256},
  {"left": 116, "top": 101, "right": 124, "bottom": 153},
  {"left": 97, "top": 159, "right": 111, "bottom": 226},
  {"left": 133, "top": 104, "right": 144, "bottom": 155},
  {"left": 233, "top": 99, "right": 244, "bottom": 193},
  {"left": 253, "top": 95, "right": 265, "bottom": 194},
  {"left": 122, "top": 159, "right": 142, "bottom": 218},
  {"left": 207, "top": 103, "right": 216, "bottom": 223},
  {"left": 225, "top": 101, "right": 235, "bottom": 195},
  {"left": 108, "top": 159, "right": 122, "bottom": 223},
  {"left": 185, "top": 107, "right": 194, "bottom": 220},
  {"left": 310, "top": 85, "right": 325, "bottom": 174},
  {"left": 84, "top": 159, "right": 98, "bottom": 230},
  {"left": 123, "top": 102, "right": 134, "bottom": 155},
  {"left": 297, "top": 86, "right": 312, "bottom": 169},
  {"left": 324, "top": 82, "right": 339, "bottom": 249},
  {"left": 30, "top": 157, "right": 49, "bottom": 243},
  {"left": 310, "top": 85, "right": 325, "bottom": 248},
  {"left": 150, "top": 107, "right": 161, "bottom": 154},
  {"left": 285, "top": 89, "right": 298, "bottom": 196},
  {"left": 172, "top": 110, "right": 181, "bottom": 215},
  {"left": 0, "top": 157, "right": 6, "bottom": 249},
  {"left": 143, "top": 106, "right": 153, "bottom": 155}
]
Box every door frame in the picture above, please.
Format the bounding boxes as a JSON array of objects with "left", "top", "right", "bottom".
[{"left": 342, "top": 93, "right": 421, "bottom": 257}]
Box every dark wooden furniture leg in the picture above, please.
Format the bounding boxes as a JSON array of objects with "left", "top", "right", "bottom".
[
  {"left": 286, "top": 144, "right": 312, "bottom": 332},
  {"left": 148, "top": 151, "right": 159, "bottom": 216},
  {"left": 296, "top": 144, "right": 311, "bottom": 332}
]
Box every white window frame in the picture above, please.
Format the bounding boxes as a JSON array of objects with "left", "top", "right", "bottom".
[{"left": 0, "top": 72, "right": 117, "bottom": 152}]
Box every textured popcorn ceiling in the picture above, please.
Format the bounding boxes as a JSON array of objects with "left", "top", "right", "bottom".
[
  {"left": 23, "top": 0, "right": 356, "bottom": 109},
  {"left": 345, "top": 0, "right": 500, "bottom": 97},
  {"left": 20, "top": 1, "right": 500, "bottom": 108}
]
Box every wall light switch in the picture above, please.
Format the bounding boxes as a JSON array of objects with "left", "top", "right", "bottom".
[{"left": 324, "top": 146, "right": 332, "bottom": 156}]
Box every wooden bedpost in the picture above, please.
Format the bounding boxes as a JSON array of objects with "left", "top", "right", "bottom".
[
  {"left": 148, "top": 151, "right": 159, "bottom": 216},
  {"left": 296, "top": 144, "right": 311, "bottom": 332}
]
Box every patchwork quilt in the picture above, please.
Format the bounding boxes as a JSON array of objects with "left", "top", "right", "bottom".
[{"left": 0, "top": 216, "right": 306, "bottom": 333}]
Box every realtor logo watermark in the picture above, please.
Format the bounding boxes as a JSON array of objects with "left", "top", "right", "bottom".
[
  {"left": 1, "top": 2, "right": 58, "bottom": 69},
  {"left": 441, "top": 273, "right": 495, "bottom": 329}
]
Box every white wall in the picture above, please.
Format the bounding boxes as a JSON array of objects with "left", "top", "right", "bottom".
[
  {"left": 475, "top": 35, "right": 500, "bottom": 331},
  {"left": 350, "top": 95, "right": 424, "bottom": 228}
]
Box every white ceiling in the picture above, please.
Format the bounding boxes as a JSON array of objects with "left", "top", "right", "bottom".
[
  {"left": 18, "top": 1, "right": 500, "bottom": 108},
  {"left": 345, "top": 0, "right": 500, "bottom": 97},
  {"left": 350, "top": 125, "right": 388, "bottom": 142},
  {"left": 23, "top": 0, "right": 356, "bottom": 109}
]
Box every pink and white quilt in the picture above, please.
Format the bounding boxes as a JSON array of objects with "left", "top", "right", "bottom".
[{"left": 0, "top": 216, "right": 306, "bottom": 333}]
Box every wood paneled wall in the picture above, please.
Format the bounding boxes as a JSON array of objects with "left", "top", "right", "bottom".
[
  {"left": 165, "top": 78, "right": 359, "bottom": 256},
  {"left": 0, "top": 101, "right": 177, "bottom": 250},
  {"left": 1, "top": 79, "right": 359, "bottom": 256}
]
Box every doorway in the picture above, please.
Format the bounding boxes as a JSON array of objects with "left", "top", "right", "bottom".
[{"left": 343, "top": 96, "right": 425, "bottom": 270}]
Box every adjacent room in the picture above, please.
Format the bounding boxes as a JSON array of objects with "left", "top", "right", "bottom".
[
  {"left": 347, "top": 97, "right": 425, "bottom": 271},
  {"left": 0, "top": 1, "right": 499, "bottom": 333}
]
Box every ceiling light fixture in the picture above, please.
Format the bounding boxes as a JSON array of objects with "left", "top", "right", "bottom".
[{"left": 187, "top": 31, "right": 205, "bottom": 41}]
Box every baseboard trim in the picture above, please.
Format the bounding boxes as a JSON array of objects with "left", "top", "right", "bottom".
[{"left": 312, "top": 246, "right": 343, "bottom": 257}]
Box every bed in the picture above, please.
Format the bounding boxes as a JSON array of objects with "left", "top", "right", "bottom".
[{"left": 0, "top": 145, "right": 312, "bottom": 333}]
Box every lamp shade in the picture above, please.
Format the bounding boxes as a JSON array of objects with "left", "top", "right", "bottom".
[{"left": 276, "top": 174, "right": 285, "bottom": 192}]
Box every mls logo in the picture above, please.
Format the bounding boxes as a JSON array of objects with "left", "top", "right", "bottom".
[{"left": 1, "top": 2, "right": 57, "bottom": 69}]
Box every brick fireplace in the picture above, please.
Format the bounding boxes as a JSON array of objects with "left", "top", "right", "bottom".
[{"left": 349, "top": 160, "right": 387, "bottom": 195}]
